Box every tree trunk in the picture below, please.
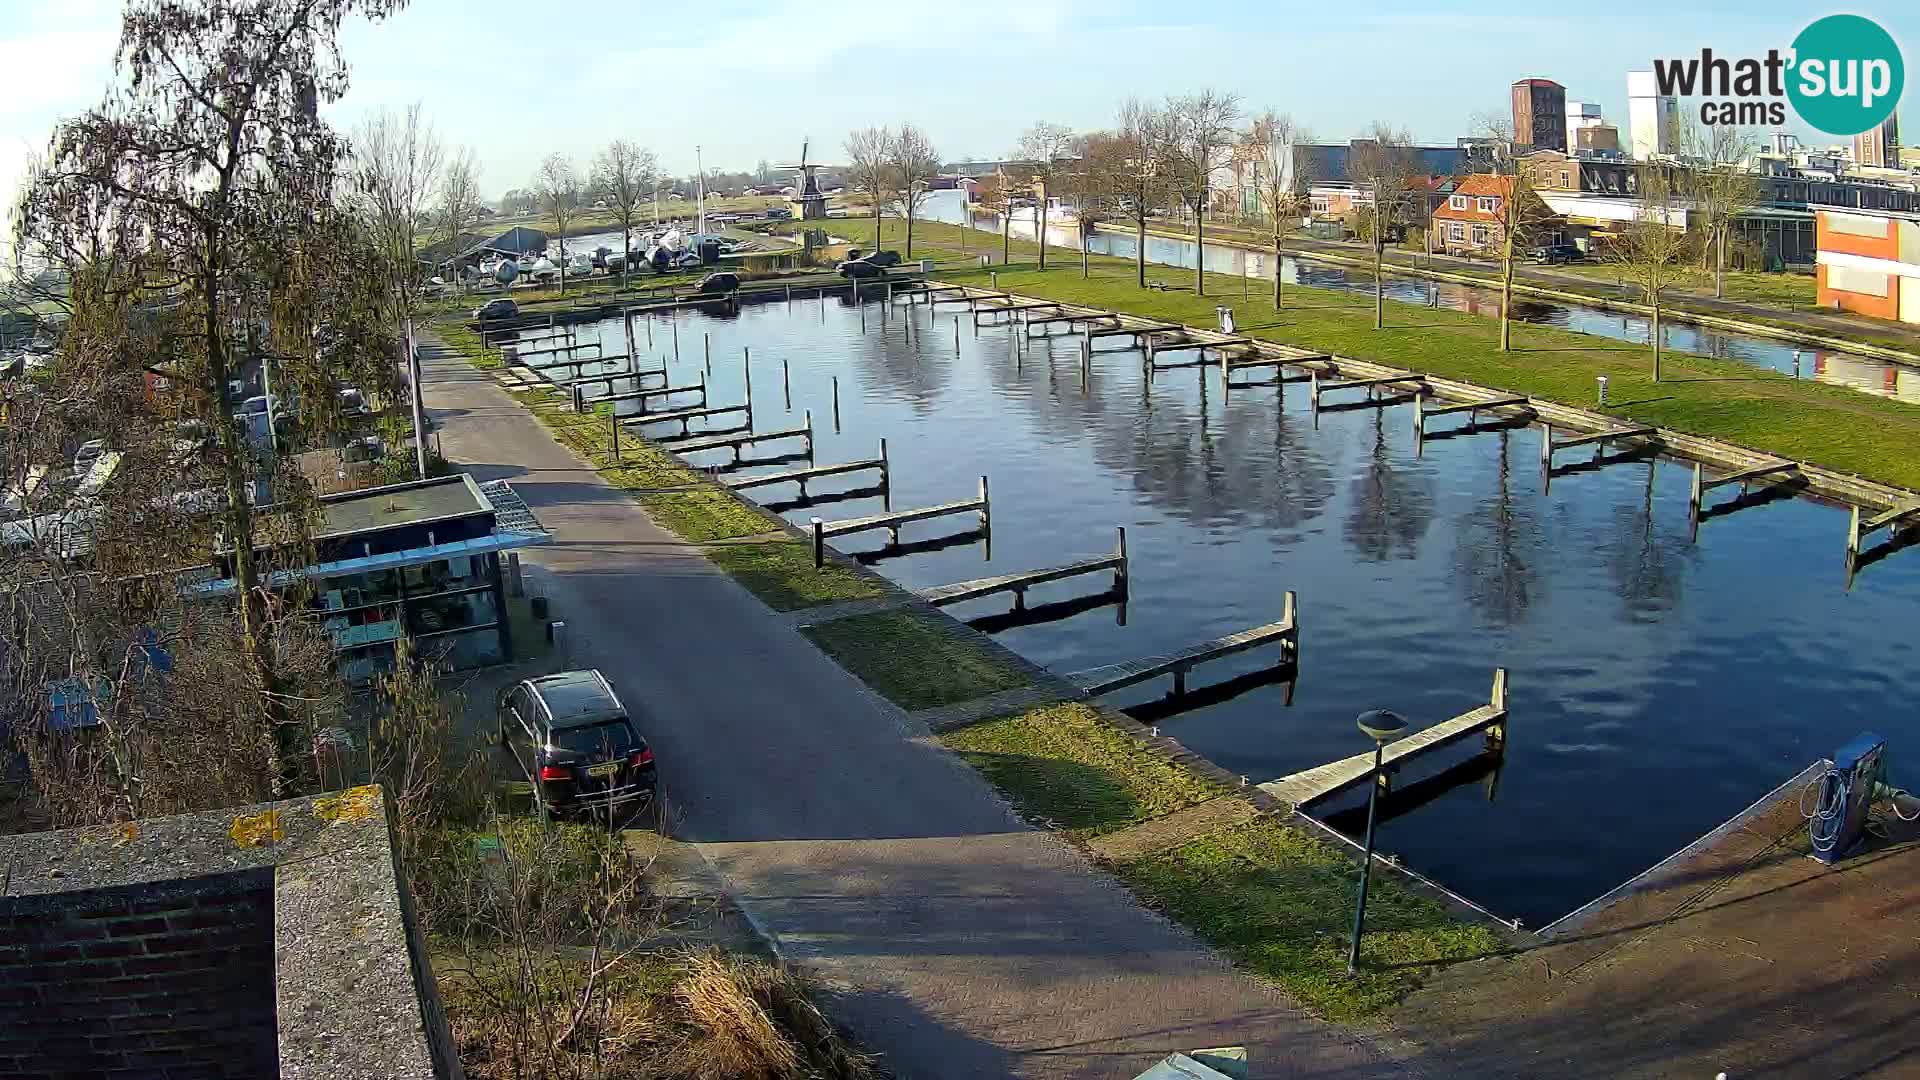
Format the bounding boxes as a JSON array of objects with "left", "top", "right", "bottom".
[
  {"left": 873, "top": 202, "right": 883, "bottom": 256},
  {"left": 1081, "top": 220, "right": 1089, "bottom": 278},
  {"left": 1714, "top": 227, "right": 1726, "bottom": 299},
  {"left": 1193, "top": 202, "right": 1206, "bottom": 296},
  {"left": 1373, "top": 237, "right": 1385, "bottom": 329},
  {"left": 1652, "top": 301, "right": 1663, "bottom": 382},
  {"left": 620, "top": 223, "right": 630, "bottom": 288},
  {"left": 1002, "top": 209, "right": 1010, "bottom": 265},
  {"left": 906, "top": 206, "right": 915, "bottom": 258},
  {"left": 1499, "top": 246, "right": 1513, "bottom": 351},
  {"left": 1038, "top": 203, "right": 1047, "bottom": 270},
  {"left": 1272, "top": 230, "right": 1283, "bottom": 308},
  {"left": 1136, "top": 218, "right": 1147, "bottom": 287},
  {"left": 558, "top": 234, "right": 567, "bottom": 296}
]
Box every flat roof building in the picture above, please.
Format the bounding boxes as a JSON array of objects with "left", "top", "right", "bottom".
[{"left": 1512, "top": 78, "right": 1567, "bottom": 153}]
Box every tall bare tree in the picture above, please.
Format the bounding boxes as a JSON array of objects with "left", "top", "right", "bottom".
[
  {"left": 593, "top": 139, "right": 657, "bottom": 284},
  {"left": 352, "top": 103, "right": 444, "bottom": 320},
  {"left": 1164, "top": 89, "right": 1243, "bottom": 296},
  {"left": 1018, "top": 121, "right": 1077, "bottom": 271},
  {"left": 1087, "top": 99, "right": 1173, "bottom": 289},
  {"left": 1478, "top": 120, "right": 1559, "bottom": 351},
  {"left": 436, "top": 145, "right": 483, "bottom": 290},
  {"left": 534, "top": 153, "right": 581, "bottom": 295},
  {"left": 844, "top": 126, "right": 895, "bottom": 251},
  {"left": 17, "top": 0, "right": 406, "bottom": 773},
  {"left": 1613, "top": 163, "right": 1690, "bottom": 382},
  {"left": 1685, "top": 123, "right": 1761, "bottom": 298},
  {"left": 891, "top": 124, "right": 940, "bottom": 259},
  {"left": 1348, "top": 123, "right": 1418, "bottom": 329},
  {"left": 1240, "top": 110, "right": 1313, "bottom": 308}
]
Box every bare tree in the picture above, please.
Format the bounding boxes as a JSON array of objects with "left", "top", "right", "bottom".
[
  {"left": 1018, "top": 122, "right": 1077, "bottom": 271},
  {"left": 436, "top": 146, "right": 483, "bottom": 291},
  {"left": 1348, "top": 124, "right": 1419, "bottom": 329},
  {"left": 1685, "top": 123, "right": 1761, "bottom": 298},
  {"left": 534, "top": 153, "right": 581, "bottom": 295},
  {"left": 1612, "top": 163, "right": 1690, "bottom": 381},
  {"left": 593, "top": 139, "right": 657, "bottom": 285},
  {"left": 1240, "top": 110, "right": 1313, "bottom": 308},
  {"left": 16, "top": 0, "right": 408, "bottom": 776},
  {"left": 844, "top": 126, "right": 895, "bottom": 251},
  {"left": 1477, "top": 120, "right": 1560, "bottom": 350},
  {"left": 1164, "top": 89, "right": 1243, "bottom": 296},
  {"left": 1086, "top": 99, "right": 1173, "bottom": 289},
  {"left": 975, "top": 172, "right": 1012, "bottom": 265},
  {"left": 352, "top": 103, "right": 445, "bottom": 320},
  {"left": 891, "top": 124, "right": 940, "bottom": 259}
]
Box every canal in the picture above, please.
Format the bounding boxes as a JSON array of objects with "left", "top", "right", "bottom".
[
  {"left": 531, "top": 287, "right": 1919, "bottom": 928},
  {"left": 913, "top": 190, "right": 1920, "bottom": 404}
]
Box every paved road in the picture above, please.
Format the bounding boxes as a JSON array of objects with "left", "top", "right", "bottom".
[{"left": 419, "top": 337, "right": 1405, "bottom": 1080}]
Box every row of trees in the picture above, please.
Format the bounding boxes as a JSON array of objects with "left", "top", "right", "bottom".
[
  {"left": 524, "top": 141, "right": 661, "bottom": 294},
  {"left": 842, "top": 124, "right": 942, "bottom": 258}
]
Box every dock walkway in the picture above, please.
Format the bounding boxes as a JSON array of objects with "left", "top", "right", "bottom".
[{"left": 1067, "top": 594, "right": 1296, "bottom": 697}]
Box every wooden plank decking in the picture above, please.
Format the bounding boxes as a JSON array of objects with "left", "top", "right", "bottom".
[
  {"left": 725, "top": 445, "right": 888, "bottom": 495},
  {"left": 669, "top": 414, "right": 811, "bottom": 462},
  {"left": 919, "top": 528, "right": 1127, "bottom": 609},
  {"left": 1066, "top": 593, "right": 1296, "bottom": 697},
  {"left": 1260, "top": 669, "right": 1510, "bottom": 809},
  {"left": 818, "top": 477, "right": 988, "bottom": 540}
]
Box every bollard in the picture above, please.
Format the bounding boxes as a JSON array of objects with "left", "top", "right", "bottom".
[
  {"left": 1597, "top": 375, "right": 1609, "bottom": 406},
  {"left": 812, "top": 517, "right": 825, "bottom": 567},
  {"left": 1792, "top": 350, "right": 1802, "bottom": 379}
]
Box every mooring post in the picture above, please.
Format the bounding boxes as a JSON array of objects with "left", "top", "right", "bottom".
[
  {"left": 1412, "top": 394, "right": 1425, "bottom": 442},
  {"left": 699, "top": 369, "right": 707, "bottom": 408},
  {"left": 861, "top": 302, "right": 867, "bottom": 332},
  {"left": 786, "top": 283, "right": 792, "bottom": 307},
  {"left": 954, "top": 314, "right": 961, "bottom": 351},
  {"left": 879, "top": 437, "right": 890, "bottom": 491},
  {"left": 1848, "top": 505, "right": 1863, "bottom": 560},
  {"left": 610, "top": 411, "right": 621, "bottom": 464},
  {"left": 803, "top": 410, "right": 814, "bottom": 459},
  {"left": 783, "top": 356, "right": 792, "bottom": 410},
  {"left": 1688, "top": 462, "right": 1705, "bottom": 519},
  {"left": 812, "top": 517, "right": 825, "bottom": 568},
  {"left": 1539, "top": 424, "right": 1554, "bottom": 469},
  {"left": 571, "top": 384, "right": 584, "bottom": 413},
  {"left": 1487, "top": 667, "right": 1510, "bottom": 749},
  {"left": 704, "top": 332, "right": 710, "bottom": 373},
  {"left": 1282, "top": 589, "right": 1299, "bottom": 662},
  {"left": 743, "top": 348, "right": 753, "bottom": 414},
  {"left": 1309, "top": 370, "right": 1321, "bottom": 411},
  {"left": 671, "top": 311, "right": 679, "bottom": 363},
  {"left": 645, "top": 312, "right": 653, "bottom": 346},
  {"left": 978, "top": 474, "right": 990, "bottom": 530},
  {"left": 1114, "top": 526, "right": 1129, "bottom": 593},
  {"left": 832, "top": 376, "right": 841, "bottom": 432}
]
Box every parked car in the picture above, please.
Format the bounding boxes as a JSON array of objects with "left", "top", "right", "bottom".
[
  {"left": 1529, "top": 243, "right": 1584, "bottom": 265},
  {"left": 837, "top": 258, "right": 883, "bottom": 280},
  {"left": 499, "top": 670, "right": 656, "bottom": 822},
  {"left": 865, "top": 250, "right": 903, "bottom": 268},
  {"left": 71, "top": 439, "right": 108, "bottom": 476},
  {"left": 695, "top": 272, "right": 740, "bottom": 295},
  {"left": 472, "top": 298, "right": 519, "bottom": 321}
]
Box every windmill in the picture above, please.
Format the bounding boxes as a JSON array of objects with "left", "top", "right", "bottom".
[{"left": 775, "top": 137, "right": 832, "bottom": 221}]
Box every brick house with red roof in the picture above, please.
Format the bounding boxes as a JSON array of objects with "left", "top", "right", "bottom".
[{"left": 1430, "top": 173, "right": 1564, "bottom": 256}]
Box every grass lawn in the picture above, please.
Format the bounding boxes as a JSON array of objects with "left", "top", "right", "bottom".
[
  {"left": 833, "top": 215, "right": 1920, "bottom": 492},
  {"left": 1553, "top": 261, "right": 1819, "bottom": 308},
  {"left": 941, "top": 700, "right": 1503, "bottom": 1021},
  {"left": 800, "top": 611, "right": 1028, "bottom": 710},
  {"left": 943, "top": 703, "right": 1223, "bottom": 838},
  {"left": 706, "top": 541, "right": 883, "bottom": 611}
]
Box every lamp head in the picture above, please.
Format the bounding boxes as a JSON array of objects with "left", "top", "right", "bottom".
[{"left": 1356, "top": 709, "right": 1408, "bottom": 743}]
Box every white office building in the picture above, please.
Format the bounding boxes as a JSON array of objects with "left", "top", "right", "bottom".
[
  {"left": 1566, "top": 101, "right": 1604, "bottom": 154},
  {"left": 1627, "top": 70, "right": 1680, "bottom": 159}
]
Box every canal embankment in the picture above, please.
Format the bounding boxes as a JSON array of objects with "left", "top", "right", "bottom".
[
  {"left": 429, "top": 315, "right": 1520, "bottom": 1024},
  {"left": 827, "top": 216, "right": 1920, "bottom": 493}
]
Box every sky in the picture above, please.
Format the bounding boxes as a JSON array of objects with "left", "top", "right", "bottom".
[{"left": 1, "top": 0, "right": 1915, "bottom": 209}]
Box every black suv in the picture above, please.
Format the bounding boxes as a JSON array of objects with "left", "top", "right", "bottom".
[
  {"left": 499, "top": 670, "right": 656, "bottom": 821},
  {"left": 1529, "top": 243, "right": 1584, "bottom": 265},
  {"left": 865, "top": 250, "right": 903, "bottom": 268},
  {"left": 696, "top": 272, "right": 741, "bottom": 294},
  {"left": 837, "top": 258, "right": 883, "bottom": 279}
]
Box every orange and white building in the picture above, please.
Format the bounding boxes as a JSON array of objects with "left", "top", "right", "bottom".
[{"left": 1814, "top": 209, "right": 1920, "bottom": 323}]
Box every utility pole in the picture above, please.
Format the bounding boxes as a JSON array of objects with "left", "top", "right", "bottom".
[
  {"left": 696, "top": 145, "right": 707, "bottom": 236},
  {"left": 407, "top": 317, "right": 428, "bottom": 479}
]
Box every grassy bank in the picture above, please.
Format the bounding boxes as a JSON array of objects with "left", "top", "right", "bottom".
[
  {"left": 836, "top": 215, "right": 1920, "bottom": 491},
  {"left": 941, "top": 703, "right": 1503, "bottom": 1021},
  {"left": 801, "top": 611, "right": 1029, "bottom": 710}
]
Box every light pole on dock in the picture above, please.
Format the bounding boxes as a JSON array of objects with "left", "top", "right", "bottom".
[{"left": 1348, "top": 708, "right": 1407, "bottom": 974}]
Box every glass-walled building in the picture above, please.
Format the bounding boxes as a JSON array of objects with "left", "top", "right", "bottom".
[{"left": 200, "top": 473, "right": 550, "bottom": 681}]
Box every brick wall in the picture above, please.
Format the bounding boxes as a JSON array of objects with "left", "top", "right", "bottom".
[{"left": 0, "top": 874, "right": 278, "bottom": 1080}]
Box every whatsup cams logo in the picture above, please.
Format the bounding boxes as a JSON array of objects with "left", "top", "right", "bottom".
[{"left": 1652, "top": 14, "right": 1904, "bottom": 135}]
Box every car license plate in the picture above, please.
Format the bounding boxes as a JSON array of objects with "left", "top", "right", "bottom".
[{"left": 586, "top": 762, "right": 620, "bottom": 778}]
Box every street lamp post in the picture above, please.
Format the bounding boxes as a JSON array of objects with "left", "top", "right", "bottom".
[{"left": 1348, "top": 708, "right": 1408, "bottom": 974}]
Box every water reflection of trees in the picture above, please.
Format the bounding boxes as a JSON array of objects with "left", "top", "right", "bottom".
[
  {"left": 966, "top": 336, "right": 1336, "bottom": 534},
  {"left": 1603, "top": 461, "right": 1695, "bottom": 614},
  {"left": 1450, "top": 430, "right": 1546, "bottom": 625},
  {"left": 848, "top": 302, "right": 954, "bottom": 414},
  {"left": 1343, "top": 410, "right": 1435, "bottom": 561}
]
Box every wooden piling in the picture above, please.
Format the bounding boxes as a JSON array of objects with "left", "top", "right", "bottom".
[
  {"left": 1115, "top": 526, "right": 1129, "bottom": 592},
  {"left": 572, "top": 384, "right": 584, "bottom": 413},
  {"left": 743, "top": 348, "right": 753, "bottom": 413},
  {"left": 610, "top": 410, "right": 621, "bottom": 463},
  {"left": 704, "top": 333, "right": 710, "bottom": 373},
  {"left": 783, "top": 356, "right": 791, "bottom": 410},
  {"left": 832, "top": 376, "right": 841, "bottom": 432},
  {"left": 812, "top": 517, "right": 825, "bottom": 567},
  {"left": 671, "top": 312, "right": 679, "bottom": 362},
  {"left": 978, "top": 475, "right": 991, "bottom": 529}
]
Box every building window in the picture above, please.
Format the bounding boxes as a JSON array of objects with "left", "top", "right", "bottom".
[
  {"left": 1560, "top": 170, "right": 1571, "bottom": 187},
  {"left": 1477, "top": 196, "right": 1499, "bottom": 213},
  {"left": 1448, "top": 222, "right": 1466, "bottom": 242},
  {"left": 1449, "top": 195, "right": 1468, "bottom": 210},
  {"left": 1470, "top": 225, "right": 1490, "bottom": 246},
  {"left": 1311, "top": 196, "right": 1329, "bottom": 214}
]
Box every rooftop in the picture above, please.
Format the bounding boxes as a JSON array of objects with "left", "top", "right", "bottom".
[{"left": 316, "top": 474, "right": 491, "bottom": 540}]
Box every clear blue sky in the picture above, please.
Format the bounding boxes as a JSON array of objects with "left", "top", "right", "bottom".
[{"left": 2, "top": 0, "right": 1914, "bottom": 206}]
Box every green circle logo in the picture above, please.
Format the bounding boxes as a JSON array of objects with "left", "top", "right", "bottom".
[{"left": 1788, "top": 15, "right": 1904, "bottom": 136}]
